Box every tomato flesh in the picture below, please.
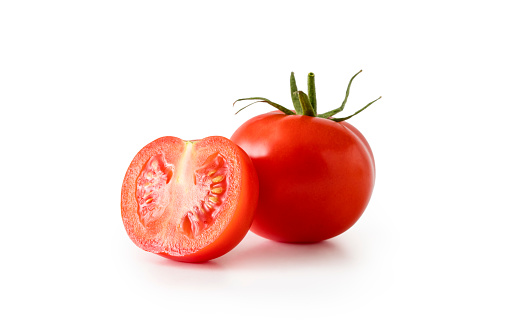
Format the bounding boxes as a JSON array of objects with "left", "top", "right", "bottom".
[
  {"left": 136, "top": 153, "right": 174, "bottom": 227},
  {"left": 121, "top": 136, "right": 258, "bottom": 262}
]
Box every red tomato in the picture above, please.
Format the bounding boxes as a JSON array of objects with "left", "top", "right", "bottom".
[
  {"left": 231, "top": 71, "right": 378, "bottom": 243},
  {"left": 121, "top": 136, "right": 258, "bottom": 262}
]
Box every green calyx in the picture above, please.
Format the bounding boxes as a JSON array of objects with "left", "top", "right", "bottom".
[{"left": 234, "top": 70, "right": 381, "bottom": 122}]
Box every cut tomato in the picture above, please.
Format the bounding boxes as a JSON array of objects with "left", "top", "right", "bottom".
[{"left": 121, "top": 136, "right": 258, "bottom": 262}]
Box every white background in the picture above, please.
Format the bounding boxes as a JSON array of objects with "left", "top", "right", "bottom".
[{"left": 1, "top": 1, "right": 518, "bottom": 333}]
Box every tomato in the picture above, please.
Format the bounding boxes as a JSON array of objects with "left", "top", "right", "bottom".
[
  {"left": 121, "top": 136, "right": 258, "bottom": 262},
  {"left": 231, "top": 71, "right": 379, "bottom": 243}
]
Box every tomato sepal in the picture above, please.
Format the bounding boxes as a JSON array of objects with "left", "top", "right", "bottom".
[{"left": 234, "top": 70, "right": 381, "bottom": 122}]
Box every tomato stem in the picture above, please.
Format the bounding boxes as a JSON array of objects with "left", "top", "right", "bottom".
[
  {"left": 233, "top": 70, "right": 380, "bottom": 121},
  {"left": 318, "top": 70, "right": 363, "bottom": 119},
  {"left": 307, "top": 72, "right": 317, "bottom": 112},
  {"left": 290, "top": 72, "right": 303, "bottom": 115},
  {"left": 296, "top": 91, "right": 316, "bottom": 116},
  {"left": 233, "top": 97, "right": 295, "bottom": 116},
  {"left": 331, "top": 96, "right": 382, "bottom": 122}
]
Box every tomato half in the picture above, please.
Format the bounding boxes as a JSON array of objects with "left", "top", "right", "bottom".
[
  {"left": 121, "top": 136, "right": 258, "bottom": 262},
  {"left": 231, "top": 113, "right": 374, "bottom": 243}
]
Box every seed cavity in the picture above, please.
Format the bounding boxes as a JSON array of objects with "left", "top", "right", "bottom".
[
  {"left": 181, "top": 153, "right": 229, "bottom": 238},
  {"left": 136, "top": 154, "right": 174, "bottom": 226}
]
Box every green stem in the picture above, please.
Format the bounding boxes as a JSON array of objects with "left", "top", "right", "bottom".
[
  {"left": 307, "top": 72, "right": 317, "bottom": 112},
  {"left": 296, "top": 91, "right": 316, "bottom": 116},
  {"left": 233, "top": 70, "right": 379, "bottom": 122},
  {"left": 318, "top": 69, "right": 362, "bottom": 119},
  {"left": 233, "top": 97, "right": 295, "bottom": 115},
  {"left": 331, "top": 96, "right": 382, "bottom": 122},
  {"left": 290, "top": 72, "right": 303, "bottom": 115}
]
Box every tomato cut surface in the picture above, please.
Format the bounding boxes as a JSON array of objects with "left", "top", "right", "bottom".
[{"left": 121, "top": 136, "right": 258, "bottom": 262}]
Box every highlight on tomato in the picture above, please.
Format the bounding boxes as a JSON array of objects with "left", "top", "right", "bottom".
[
  {"left": 121, "top": 136, "right": 258, "bottom": 262},
  {"left": 231, "top": 71, "right": 380, "bottom": 243}
]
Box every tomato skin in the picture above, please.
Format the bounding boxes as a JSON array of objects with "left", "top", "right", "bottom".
[
  {"left": 121, "top": 136, "right": 258, "bottom": 262},
  {"left": 230, "top": 112, "right": 375, "bottom": 243}
]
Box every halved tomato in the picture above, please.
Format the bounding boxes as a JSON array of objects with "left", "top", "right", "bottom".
[{"left": 121, "top": 136, "right": 258, "bottom": 262}]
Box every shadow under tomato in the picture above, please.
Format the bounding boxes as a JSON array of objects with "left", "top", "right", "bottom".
[
  {"left": 133, "top": 234, "right": 355, "bottom": 289},
  {"left": 215, "top": 234, "right": 353, "bottom": 269},
  {"left": 151, "top": 253, "right": 223, "bottom": 269},
  {"left": 136, "top": 251, "right": 229, "bottom": 289},
  {"left": 140, "top": 232, "right": 354, "bottom": 271}
]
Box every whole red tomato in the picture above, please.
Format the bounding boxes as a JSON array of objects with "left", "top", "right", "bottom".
[{"left": 231, "top": 71, "right": 380, "bottom": 243}]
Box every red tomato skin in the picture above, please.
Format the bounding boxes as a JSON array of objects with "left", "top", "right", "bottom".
[
  {"left": 121, "top": 136, "right": 259, "bottom": 262},
  {"left": 230, "top": 112, "right": 375, "bottom": 243}
]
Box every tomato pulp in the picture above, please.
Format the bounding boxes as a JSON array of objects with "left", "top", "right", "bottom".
[
  {"left": 231, "top": 113, "right": 375, "bottom": 243},
  {"left": 121, "top": 136, "right": 258, "bottom": 262}
]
